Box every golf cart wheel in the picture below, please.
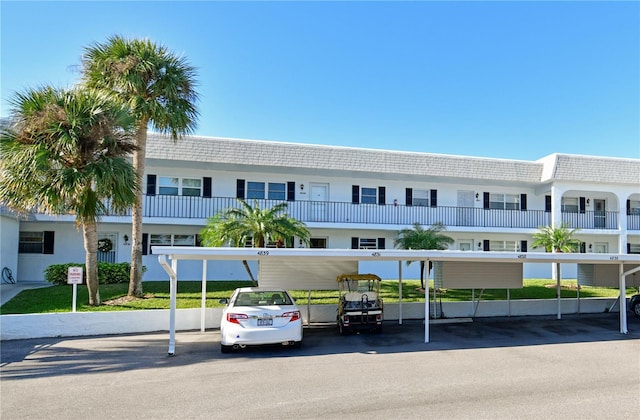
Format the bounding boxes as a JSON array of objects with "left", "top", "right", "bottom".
[{"left": 633, "top": 301, "right": 640, "bottom": 318}]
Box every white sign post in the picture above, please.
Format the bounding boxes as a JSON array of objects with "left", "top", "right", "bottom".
[{"left": 67, "top": 266, "right": 83, "bottom": 312}]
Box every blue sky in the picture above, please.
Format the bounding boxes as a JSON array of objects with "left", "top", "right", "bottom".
[{"left": 1, "top": 1, "right": 639, "bottom": 160}]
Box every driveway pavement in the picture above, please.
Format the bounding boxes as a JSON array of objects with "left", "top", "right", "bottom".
[{"left": 1, "top": 313, "right": 639, "bottom": 419}]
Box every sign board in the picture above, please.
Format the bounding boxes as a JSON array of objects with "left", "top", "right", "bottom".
[{"left": 67, "top": 267, "right": 83, "bottom": 285}]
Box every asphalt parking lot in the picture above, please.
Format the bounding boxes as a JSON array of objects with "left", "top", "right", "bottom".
[{"left": 2, "top": 313, "right": 639, "bottom": 419}]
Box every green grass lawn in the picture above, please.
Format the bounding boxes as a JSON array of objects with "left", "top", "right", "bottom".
[{"left": 1, "top": 279, "right": 635, "bottom": 315}]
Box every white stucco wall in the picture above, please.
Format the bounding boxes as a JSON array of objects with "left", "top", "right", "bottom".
[{"left": 0, "top": 214, "right": 19, "bottom": 281}]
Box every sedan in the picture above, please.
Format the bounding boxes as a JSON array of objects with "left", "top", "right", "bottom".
[{"left": 219, "top": 287, "right": 303, "bottom": 353}]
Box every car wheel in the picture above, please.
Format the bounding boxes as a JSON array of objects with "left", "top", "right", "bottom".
[
  {"left": 221, "top": 344, "right": 232, "bottom": 354},
  {"left": 633, "top": 301, "right": 640, "bottom": 318}
]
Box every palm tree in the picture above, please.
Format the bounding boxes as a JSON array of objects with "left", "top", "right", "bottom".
[
  {"left": 81, "top": 35, "right": 199, "bottom": 298},
  {"left": 531, "top": 223, "right": 581, "bottom": 253},
  {"left": 0, "top": 86, "right": 137, "bottom": 305},
  {"left": 394, "top": 222, "right": 454, "bottom": 289},
  {"left": 199, "top": 199, "right": 311, "bottom": 285}
]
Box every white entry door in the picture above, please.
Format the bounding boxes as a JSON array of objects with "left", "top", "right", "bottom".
[
  {"left": 310, "top": 183, "right": 329, "bottom": 222},
  {"left": 457, "top": 190, "right": 475, "bottom": 226}
]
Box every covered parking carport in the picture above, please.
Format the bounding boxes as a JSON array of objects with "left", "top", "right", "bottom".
[{"left": 153, "top": 247, "right": 640, "bottom": 355}]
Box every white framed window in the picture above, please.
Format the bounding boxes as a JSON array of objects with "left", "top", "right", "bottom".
[
  {"left": 359, "top": 238, "right": 378, "bottom": 249},
  {"left": 150, "top": 234, "right": 196, "bottom": 247},
  {"left": 629, "top": 200, "right": 640, "bottom": 215},
  {"left": 458, "top": 240, "right": 473, "bottom": 251},
  {"left": 490, "top": 193, "right": 519, "bottom": 210},
  {"left": 629, "top": 244, "right": 640, "bottom": 254},
  {"left": 412, "top": 189, "right": 430, "bottom": 206},
  {"left": 18, "top": 232, "right": 44, "bottom": 253},
  {"left": 268, "top": 182, "right": 286, "bottom": 200},
  {"left": 158, "top": 177, "right": 201, "bottom": 196},
  {"left": 561, "top": 197, "right": 579, "bottom": 213},
  {"left": 247, "top": 182, "right": 265, "bottom": 199},
  {"left": 593, "top": 242, "right": 608, "bottom": 253},
  {"left": 489, "top": 240, "right": 517, "bottom": 252},
  {"left": 361, "top": 187, "right": 377, "bottom": 204},
  {"left": 310, "top": 237, "right": 327, "bottom": 248}
]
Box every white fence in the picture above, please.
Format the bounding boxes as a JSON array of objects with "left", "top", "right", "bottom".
[{"left": 0, "top": 298, "right": 620, "bottom": 341}]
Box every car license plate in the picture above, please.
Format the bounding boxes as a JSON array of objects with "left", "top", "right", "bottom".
[{"left": 257, "top": 318, "right": 273, "bottom": 326}]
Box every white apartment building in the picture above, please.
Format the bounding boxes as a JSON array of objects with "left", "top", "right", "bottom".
[{"left": 2, "top": 134, "right": 639, "bottom": 283}]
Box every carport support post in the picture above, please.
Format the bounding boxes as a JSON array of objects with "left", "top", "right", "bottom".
[
  {"left": 424, "top": 289, "right": 430, "bottom": 343},
  {"left": 556, "top": 262, "right": 562, "bottom": 320},
  {"left": 619, "top": 263, "right": 628, "bottom": 334},
  {"left": 398, "top": 261, "right": 403, "bottom": 325},
  {"left": 169, "top": 258, "right": 178, "bottom": 356},
  {"left": 201, "top": 260, "right": 207, "bottom": 332}
]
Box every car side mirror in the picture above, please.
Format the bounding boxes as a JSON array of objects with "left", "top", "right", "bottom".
[{"left": 219, "top": 298, "right": 229, "bottom": 304}]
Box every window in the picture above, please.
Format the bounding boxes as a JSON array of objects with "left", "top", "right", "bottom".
[
  {"left": 629, "top": 244, "right": 640, "bottom": 254},
  {"left": 412, "top": 189, "right": 430, "bottom": 206},
  {"left": 18, "top": 231, "right": 54, "bottom": 254},
  {"left": 247, "top": 182, "right": 265, "bottom": 199},
  {"left": 562, "top": 197, "right": 579, "bottom": 213},
  {"left": 158, "top": 177, "right": 201, "bottom": 196},
  {"left": 489, "top": 240, "right": 517, "bottom": 252},
  {"left": 19, "top": 232, "right": 44, "bottom": 253},
  {"left": 310, "top": 238, "right": 327, "bottom": 248},
  {"left": 490, "top": 194, "right": 519, "bottom": 210},
  {"left": 628, "top": 200, "right": 640, "bottom": 215},
  {"left": 149, "top": 234, "right": 196, "bottom": 253},
  {"left": 358, "top": 238, "right": 378, "bottom": 249},
  {"left": 361, "top": 187, "right": 377, "bottom": 204},
  {"left": 268, "top": 183, "right": 286, "bottom": 200}
]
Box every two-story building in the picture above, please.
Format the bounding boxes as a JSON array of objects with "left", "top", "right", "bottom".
[{"left": 2, "top": 133, "right": 639, "bottom": 283}]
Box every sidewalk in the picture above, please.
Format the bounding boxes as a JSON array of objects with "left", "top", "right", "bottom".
[{"left": 0, "top": 282, "right": 51, "bottom": 306}]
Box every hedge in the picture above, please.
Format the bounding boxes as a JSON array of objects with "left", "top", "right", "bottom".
[{"left": 44, "top": 262, "right": 146, "bottom": 285}]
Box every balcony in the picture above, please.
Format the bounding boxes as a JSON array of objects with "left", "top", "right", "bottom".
[{"left": 97, "top": 195, "right": 632, "bottom": 230}]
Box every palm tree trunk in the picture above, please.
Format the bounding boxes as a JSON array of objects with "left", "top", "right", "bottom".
[
  {"left": 242, "top": 260, "right": 258, "bottom": 286},
  {"left": 129, "top": 123, "right": 147, "bottom": 298},
  {"left": 82, "top": 221, "right": 100, "bottom": 306}
]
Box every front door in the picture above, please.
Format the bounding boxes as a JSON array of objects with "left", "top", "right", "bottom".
[
  {"left": 457, "top": 190, "right": 475, "bottom": 226},
  {"left": 97, "top": 233, "right": 117, "bottom": 263},
  {"left": 594, "top": 199, "right": 606, "bottom": 228},
  {"left": 310, "top": 183, "right": 329, "bottom": 222}
]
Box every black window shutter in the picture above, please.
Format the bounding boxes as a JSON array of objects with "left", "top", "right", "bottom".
[
  {"left": 545, "top": 195, "right": 552, "bottom": 212},
  {"left": 405, "top": 188, "right": 413, "bottom": 206},
  {"left": 236, "top": 179, "right": 245, "bottom": 199},
  {"left": 351, "top": 237, "right": 359, "bottom": 249},
  {"left": 196, "top": 234, "right": 202, "bottom": 247},
  {"left": 430, "top": 190, "right": 437, "bottom": 207},
  {"left": 352, "top": 185, "right": 360, "bottom": 204},
  {"left": 483, "top": 240, "right": 490, "bottom": 251},
  {"left": 627, "top": 200, "right": 631, "bottom": 215},
  {"left": 287, "top": 182, "right": 295, "bottom": 201},
  {"left": 520, "top": 240, "right": 527, "bottom": 252},
  {"left": 579, "top": 197, "right": 586, "bottom": 213},
  {"left": 377, "top": 238, "right": 386, "bottom": 249},
  {"left": 203, "top": 177, "right": 212, "bottom": 198},
  {"left": 43, "top": 231, "right": 55, "bottom": 254},
  {"left": 627, "top": 243, "right": 631, "bottom": 254},
  {"left": 378, "top": 187, "right": 386, "bottom": 205},
  {"left": 142, "top": 233, "right": 149, "bottom": 256},
  {"left": 580, "top": 242, "right": 586, "bottom": 253},
  {"left": 483, "top": 192, "right": 490, "bottom": 209},
  {"left": 520, "top": 194, "right": 527, "bottom": 210},
  {"left": 146, "top": 174, "right": 156, "bottom": 196}
]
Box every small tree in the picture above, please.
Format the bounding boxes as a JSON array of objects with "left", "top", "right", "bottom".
[
  {"left": 531, "top": 223, "right": 581, "bottom": 253},
  {"left": 0, "top": 86, "right": 137, "bottom": 305},
  {"left": 394, "top": 222, "right": 454, "bottom": 289},
  {"left": 200, "top": 199, "right": 311, "bottom": 285}
]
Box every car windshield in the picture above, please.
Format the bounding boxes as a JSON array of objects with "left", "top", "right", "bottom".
[{"left": 234, "top": 291, "right": 293, "bottom": 306}]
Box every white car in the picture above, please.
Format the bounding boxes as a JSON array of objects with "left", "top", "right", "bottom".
[{"left": 219, "top": 287, "right": 303, "bottom": 353}]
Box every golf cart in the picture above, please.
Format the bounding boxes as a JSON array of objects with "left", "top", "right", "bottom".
[{"left": 336, "top": 273, "right": 383, "bottom": 334}]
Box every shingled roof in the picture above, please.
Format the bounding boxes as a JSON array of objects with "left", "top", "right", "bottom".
[{"left": 146, "top": 133, "right": 639, "bottom": 186}]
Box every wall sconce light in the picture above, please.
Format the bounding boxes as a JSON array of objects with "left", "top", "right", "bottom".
[
  {"left": 475, "top": 193, "right": 480, "bottom": 201},
  {"left": 300, "top": 184, "right": 304, "bottom": 190},
  {"left": 589, "top": 243, "right": 593, "bottom": 250},
  {"left": 586, "top": 198, "right": 590, "bottom": 205},
  {"left": 477, "top": 242, "right": 482, "bottom": 248},
  {"left": 123, "top": 234, "right": 130, "bottom": 245},
  {"left": 393, "top": 199, "right": 398, "bottom": 207}
]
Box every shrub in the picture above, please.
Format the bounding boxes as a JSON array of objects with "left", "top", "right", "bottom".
[{"left": 44, "top": 262, "right": 146, "bottom": 285}]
